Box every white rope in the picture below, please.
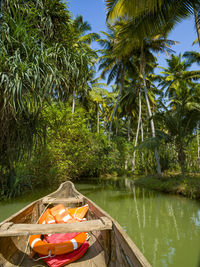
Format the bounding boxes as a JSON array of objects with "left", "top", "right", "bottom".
[
  {"left": 86, "top": 233, "right": 90, "bottom": 241},
  {"left": 33, "top": 250, "right": 55, "bottom": 261}
]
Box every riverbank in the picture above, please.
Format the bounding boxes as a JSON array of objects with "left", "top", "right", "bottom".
[{"left": 132, "top": 173, "right": 200, "bottom": 200}]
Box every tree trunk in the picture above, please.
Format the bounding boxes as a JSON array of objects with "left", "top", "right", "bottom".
[
  {"left": 197, "top": 122, "right": 200, "bottom": 168},
  {"left": 132, "top": 88, "right": 142, "bottom": 171},
  {"left": 194, "top": 8, "right": 200, "bottom": 46},
  {"left": 128, "top": 117, "right": 131, "bottom": 142},
  {"left": 109, "top": 67, "right": 124, "bottom": 141},
  {"left": 124, "top": 160, "right": 128, "bottom": 170},
  {"left": 72, "top": 89, "right": 76, "bottom": 114},
  {"left": 97, "top": 104, "right": 99, "bottom": 133},
  {"left": 178, "top": 146, "right": 186, "bottom": 173},
  {"left": 141, "top": 46, "right": 162, "bottom": 175},
  {"left": 140, "top": 119, "right": 144, "bottom": 142},
  {"left": 109, "top": 87, "right": 121, "bottom": 141},
  {"left": 141, "top": 119, "right": 144, "bottom": 164},
  {"left": 125, "top": 118, "right": 131, "bottom": 170},
  {"left": 116, "top": 120, "right": 118, "bottom": 136}
]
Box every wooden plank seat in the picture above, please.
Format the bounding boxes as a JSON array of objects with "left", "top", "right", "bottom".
[
  {"left": 42, "top": 197, "right": 84, "bottom": 204},
  {"left": 0, "top": 217, "right": 112, "bottom": 237}
]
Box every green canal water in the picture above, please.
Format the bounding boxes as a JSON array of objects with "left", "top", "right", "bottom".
[{"left": 0, "top": 180, "right": 199, "bottom": 267}]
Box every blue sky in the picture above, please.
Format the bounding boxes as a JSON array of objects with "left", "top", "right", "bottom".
[{"left": 67, "top": 0, "right": 199, "bottom": 74}]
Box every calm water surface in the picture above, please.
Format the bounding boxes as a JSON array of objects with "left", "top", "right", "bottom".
[{"left": 0, "top": 180, "right": 199, "bottom": 267}]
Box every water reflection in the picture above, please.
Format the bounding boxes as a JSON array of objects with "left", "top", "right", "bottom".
[
  {"left": 76, "top": 180, "right": 200, "bottom": 267},
  {"left": 0, "top": 178, "right": 199, "bottom": 267}
]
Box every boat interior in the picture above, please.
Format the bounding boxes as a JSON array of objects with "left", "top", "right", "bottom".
[{"left": 0, "top": 182, "right": 151, "bottom": 267}]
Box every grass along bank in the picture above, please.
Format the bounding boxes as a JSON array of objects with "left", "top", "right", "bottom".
[{"left": 132, "top": 173, "right": 200, "bottom": 200}]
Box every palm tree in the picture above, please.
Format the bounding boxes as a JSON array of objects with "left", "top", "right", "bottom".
[
  {"left": 89, "top": 81, "right": 109, "bottom": 133},
  {"left": 105, "top": 0, "right": 200, "bottom": 43},
  {"left": 98, "top": 26, "right": 131, "bottom": 140},
  {"left": 118, "top": 63, "right": 144, "bottom": 171},
  {"left": 159, "top": 54, "right": 200, "bottom": 98},
  {"left": 158, "top": 54, "right": 200, "bottom": 172},
  {"left": 69, "top": 15, "right": 99, "bottom": 114},
  {"left": 183, "top": 51, "right": 200, "bottom": 65},
  {"left": 120, "top": 83, "right": 142, "bottom": 171},
  {"left": 197, "top": 122, "right": 200, "bottom": 168},
  {"left": 156, "top": 99, "right": 200, "bottom": 173},
  {"left": 193, "top": 4, "right": 200, "bottom": 45},
  {"left": 113, "top": 19, "right": 176, "bottom": 174}
]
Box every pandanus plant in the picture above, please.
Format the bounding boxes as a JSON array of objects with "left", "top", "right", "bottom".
[{"left": 0, "top": 0, "right": 95, "bottom": 195}]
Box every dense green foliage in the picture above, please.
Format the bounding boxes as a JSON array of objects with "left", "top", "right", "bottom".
[
  {"left": 28, "top": 104, "right": 123, "bottom": 185},
  {"left": 0, "top": 0, "right": 200, "bottom": 199}
]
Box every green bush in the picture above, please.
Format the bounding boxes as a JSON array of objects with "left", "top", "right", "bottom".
[{"left": 26, "top": 103, "right": 126, "bottom": 187}]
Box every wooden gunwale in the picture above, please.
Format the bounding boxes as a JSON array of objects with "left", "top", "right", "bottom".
[{"left": 0, "top": 181, "right": 152, "bottom": 267}]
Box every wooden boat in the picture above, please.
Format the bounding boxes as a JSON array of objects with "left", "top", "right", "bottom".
[{"left": 0, "top": 181, "right": 151, "bottom": 267}]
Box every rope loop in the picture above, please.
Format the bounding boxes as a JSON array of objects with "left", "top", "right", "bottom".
[{"left": 33, "top": 250, "right": 55, "bottom": 261}]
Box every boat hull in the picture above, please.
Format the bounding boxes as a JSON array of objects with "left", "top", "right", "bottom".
[{"left": 0, "top": 182, "right": 151, "bottom": 267}]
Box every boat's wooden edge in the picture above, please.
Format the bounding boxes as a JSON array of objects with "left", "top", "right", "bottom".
[
  {"left": 0, "top": 181, "right": 73, "bottom": 226},
  {"left": 42, "top": 196, "right": 84, "bottom": 204},
  {"left": 0, "top": 200, "right": 38, "bottom": 226},
  {"left": 0, "top": 217, "right": 112, "bottom": 236}
]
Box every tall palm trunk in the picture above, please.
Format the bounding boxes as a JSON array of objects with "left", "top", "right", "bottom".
[
  {"left": 194, "top": 7, "right": 200, "bottom": 45},
  {"left": 141, "top": 119, "right": 144, "bottom": 164},
  {"left": 141, "top": 46, "right": 162, "bottom": 175},
  {"left": 97, "top": 104, "right": 100, "bottom": 133},
  {"left": 132, "top": 88, "right": 142, "bottom": 171},
  {"left": 108, "top": 88, "right": 121, "bottom": 140},
  {"left": 197, "top": 122, "right": 200, "bottom": 168},
  {"left": 109, "top": 67, "right": 124, "bottom": 141},
  {"left": 125, "top": 118, "right": 131, "bottom": 170},
  {"left": 141, "top": 119, "right": 144, "bottom": 142},
  {"left": 178, "top": 145, "right": 186, "bottom": 173},
  {"left": 72, "top": 89, "right": 76, "bottom": 114},
  {"left": 128, "top": 117, "right": 131, "bottom": 142}
]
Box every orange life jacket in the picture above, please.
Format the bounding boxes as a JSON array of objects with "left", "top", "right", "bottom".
[{"left": 29, "top": 204, "right": 89, "bottom": 256}]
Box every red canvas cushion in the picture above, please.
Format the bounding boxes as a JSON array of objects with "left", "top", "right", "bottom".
[
  {"left": 44, "top": 232, "right": 81, "bottom": 244},
  {"left": 41, "top": 241, "right": 89, "bottom": 267}
]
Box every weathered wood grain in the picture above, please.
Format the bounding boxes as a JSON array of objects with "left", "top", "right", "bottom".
[
  {"left": 42, "top": 197, "right": 84, "bottom": 204},
  {"left": 0, "top": 217, "right": 112, "bottom": 236}
]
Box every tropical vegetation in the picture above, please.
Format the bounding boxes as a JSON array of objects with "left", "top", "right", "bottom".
[{"left": 0, "top": 0, "right": 199, "bottom": 199}]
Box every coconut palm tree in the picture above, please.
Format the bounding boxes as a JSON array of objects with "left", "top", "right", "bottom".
[
  {"left": 98, "top": 26, "right": 132, "bottom": 140},
  {"left": 184, "top": 50, "right": 200, "bottom": 164},
  {"left": 105, "top": 0, "right": 200, "bottom": 43},
  {"left": 69, "top": 15, "right": 99, "bottom": 114},
  {"left": 119, "top": 78, "right": 142, "bottom": 171},
  {"left": 113, "top": 19, "right": 176, "bottom": 174},
  {"left": 89, "top": 81, "right": 109, "bottom": 133},
  {"left": 159, "top": 54, "right": 200, "bottom": 98},
  {"left": 106, "top": 0, "right": 199, "bottom": 19},
  {"left": 193, "top": 4, "right": 200, "bottom": 45},
  {"left": 183, "top": 51, "right": 200, "bottom": 65},
  {"left": 158, "top": 54, "right": 200, "bottom": 172}
]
